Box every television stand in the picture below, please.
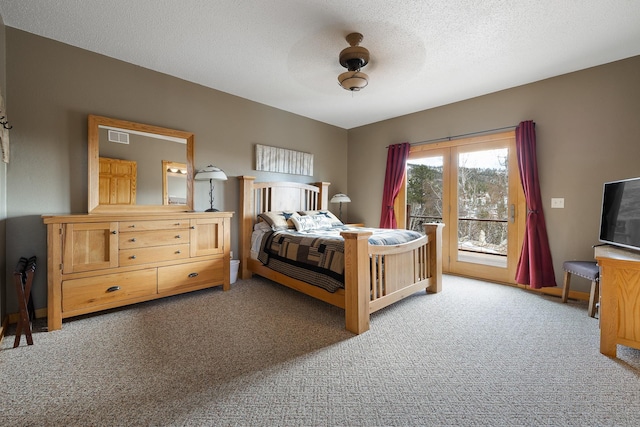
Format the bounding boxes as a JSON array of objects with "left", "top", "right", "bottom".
[{"left": 595, "top": 244, "right": 640, "bottom": 357}]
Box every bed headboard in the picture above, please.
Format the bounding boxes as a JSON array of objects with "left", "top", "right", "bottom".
[{"left": 237, "top": 176, "right": 330, "bottom": 279}]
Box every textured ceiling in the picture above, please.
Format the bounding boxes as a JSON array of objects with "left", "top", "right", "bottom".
[{"left": 1, "top": 0, "right": 640, "bottom": 129}]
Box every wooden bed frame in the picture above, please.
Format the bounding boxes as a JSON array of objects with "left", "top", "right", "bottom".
[{"left": 238, "top": 176, "right": 443, "bottom": 334}]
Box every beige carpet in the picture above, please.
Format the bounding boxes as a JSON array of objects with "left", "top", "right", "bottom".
[{"left": 2, "top": 275, "right": 640, "bottom": 426}]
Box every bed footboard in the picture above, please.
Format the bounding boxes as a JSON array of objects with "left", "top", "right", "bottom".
[{"left": 341, "top": 223, "right": 443, "bottom": 334}]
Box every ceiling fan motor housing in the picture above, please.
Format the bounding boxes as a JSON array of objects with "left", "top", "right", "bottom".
[{"left": 339, "top": 33, "right": 370, "bottom": 71}]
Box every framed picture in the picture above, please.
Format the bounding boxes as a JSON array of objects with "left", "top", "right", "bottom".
[{"left": 255, "top": 144, "right": 313, "bottom": 176}]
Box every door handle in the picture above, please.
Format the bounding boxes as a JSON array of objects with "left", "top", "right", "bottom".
[{"left": 510, "top": 204, "right": 515, "bottom": 223}]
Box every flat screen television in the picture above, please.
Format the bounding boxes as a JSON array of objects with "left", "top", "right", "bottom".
[{"left": 599, "top": 177, "right": 640, "bottom": 251}]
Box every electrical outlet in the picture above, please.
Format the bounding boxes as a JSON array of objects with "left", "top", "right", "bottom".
[{"left": 551, "top": 198, "right": 564, "bottom": 208}]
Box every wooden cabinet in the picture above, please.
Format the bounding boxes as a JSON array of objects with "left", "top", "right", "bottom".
[
  {"left": 190, "top": 217, "right": 226, "bottom": 257},
  {"left": 43, "top": 212, "right": 232, "bottom": 331},
  {"left": 595, "top": 245, "right": 640, "bottom": 357},
  {"left": 62, "top": 222, "right": 118, "bottom": 273}
]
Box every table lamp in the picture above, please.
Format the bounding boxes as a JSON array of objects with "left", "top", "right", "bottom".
[
  {"left": 194, "top": 165, "right": 227, "bottom": 211},
  {"left": 330, "top": 193, "right": 351, "bottom": 221}
]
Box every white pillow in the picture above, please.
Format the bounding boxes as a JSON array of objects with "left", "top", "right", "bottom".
[
  {"left": 298, "top": 210, "right": 343, "bottom": 227},
  {"left": 291, "top": 214, "right": 334, "bottom": 232}
]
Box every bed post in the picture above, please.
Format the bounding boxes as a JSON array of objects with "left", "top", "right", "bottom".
[
  {"left": 342, "top": 230, "right": 372, "bottom": 334},
  {"left": 238, "top": 176, "right": 256, "bottom": 280},
  {"left": 424, "top": 223, "right": 444, "bottom": 293},
  {"left": 313, "top": 182, "right": 330, "bottom": 209}
]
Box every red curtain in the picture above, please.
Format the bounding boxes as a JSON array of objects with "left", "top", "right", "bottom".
[
  {"left": 379, "top": 142, "right": 410, "bottom": 228},
  {"left": 515, "top": 121, "right": 556, "bottom": 288}
]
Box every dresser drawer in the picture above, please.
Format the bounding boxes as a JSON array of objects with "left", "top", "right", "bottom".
[
  {"left": 158, "top": 259, "right": 224, "bottom": 293},
  {"left": 120, "top": 244, "right": 190, "bottom": 266},
  {"left": 62, "top": 268, "right": 157, "bottom": 312},
  {"left": 119, "top": 219, "right": 191, "bottom": 232},
  {"left": 119, "top": 229, "right": 189, "bottom": 249}
]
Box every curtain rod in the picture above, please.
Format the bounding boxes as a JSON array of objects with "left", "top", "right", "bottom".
[{"left": 388, "top": 125, "right": 518, "bottom": 148}]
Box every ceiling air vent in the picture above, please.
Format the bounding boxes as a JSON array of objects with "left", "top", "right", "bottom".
[{"left": 108, "top": 129, "right": 130, "bottom": 144}]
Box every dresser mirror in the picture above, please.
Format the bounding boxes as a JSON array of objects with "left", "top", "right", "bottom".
[{"left": 88, "top": 115, "right": 194, "bottom": 213}]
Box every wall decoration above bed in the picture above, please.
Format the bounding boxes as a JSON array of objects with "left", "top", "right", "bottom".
[{"left": 255, "top": 144, "right": 313, "bottom": 176}]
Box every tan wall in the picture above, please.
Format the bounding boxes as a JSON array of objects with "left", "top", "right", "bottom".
[
  {"left": 4, "top": 28, "right": 348, "bottom": 313},
  {"left": 348, "top": 55, "right": 640, "bottom": 290}
]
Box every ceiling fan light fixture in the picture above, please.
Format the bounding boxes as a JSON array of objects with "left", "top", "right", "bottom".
[
  {"left": 338, "top": 32, "right": 370, "bottom": 91},
  {"left": 338, "top": 70, "right": 369, "bottom": 91}
]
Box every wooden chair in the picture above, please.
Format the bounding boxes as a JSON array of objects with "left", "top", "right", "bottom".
[
  {"left": 561, "top": 260, "right": 599, "bottom": 318},
  {"left": 13, "top": 256, "right": 36, "bottom": 348}
]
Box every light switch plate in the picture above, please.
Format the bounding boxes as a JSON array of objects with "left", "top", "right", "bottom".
[{"left": 551, "top": 198, "right": 564, "bottom": 208}]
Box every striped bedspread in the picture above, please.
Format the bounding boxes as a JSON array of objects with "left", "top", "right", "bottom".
[{"left": 257, "top": 226, "right": 422, "bottom": 293}]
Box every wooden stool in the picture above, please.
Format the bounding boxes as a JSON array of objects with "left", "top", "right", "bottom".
[
  {"left": 561, "top": 260, "right": 599, "bottom": 318},
  {"left": 13, "top": 256, "right": 36, "bottom": 348}
]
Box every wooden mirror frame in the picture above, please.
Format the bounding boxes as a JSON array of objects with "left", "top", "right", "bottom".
[{"left": 88, "top": 114, "right": 194, "bottom": 213}]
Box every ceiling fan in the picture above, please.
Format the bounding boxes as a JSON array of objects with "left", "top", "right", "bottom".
[{"left": 338, "top": 32, "right": 370, "bottom": 91}]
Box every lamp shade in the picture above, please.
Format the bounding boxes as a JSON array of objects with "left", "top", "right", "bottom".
[
  {"left": 330, "top": 193, "right": 351, "bottom": 203},
  {"left": 338, "top": 71, "right": 368, "bottom": 91},
  {"left": 194, "top": 165, "right": 228, "bottom": 181}
]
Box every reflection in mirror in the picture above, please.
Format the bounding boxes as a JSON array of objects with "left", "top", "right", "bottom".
[
  {"left": 162, "top": 160, "right": 187, "bottom": 205},
  {"left": 88, "top": 115, "right": 194, "bottom": 213},
  {"left": 99, "top": 157, "right": 137, "bottom": 205},
  {"left": 98, "top": 129, "right": 186, "bottom": 205}
]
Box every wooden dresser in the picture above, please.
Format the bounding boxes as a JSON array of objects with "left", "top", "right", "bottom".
[
  {"left": 42, "top": 212, "right": 232, "bottom": 331},
  {"left": 595, "top": 244, "right": 640, "bottom": 357}
]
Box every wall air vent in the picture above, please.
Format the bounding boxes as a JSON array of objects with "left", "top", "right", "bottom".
[{"left": 108, "top": 129, "right": 130, "bottom": 144}]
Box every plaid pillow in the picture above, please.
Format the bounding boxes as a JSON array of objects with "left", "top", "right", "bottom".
[{"left": 257, "top": 211, "right": 300, "bottom": 231}]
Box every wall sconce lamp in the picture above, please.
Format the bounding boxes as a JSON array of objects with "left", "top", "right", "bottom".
[
  {"left": 330, "top": 193, "right": 351, "bottom": 221},
  {"left": 194, "top": 165, "right": 227, "bottom": 212}
]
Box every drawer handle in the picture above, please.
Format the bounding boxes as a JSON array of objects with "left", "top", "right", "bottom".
[
  {"left": 188, "top": 272, "right": 199, "bottom": 278},
  {"left": 129, "top": 225, "right": 136, "bottom": 228},
  {"left": 175, "top": 223, "right": 181, "bottom": 226},
  {"left": 130, "top": 255, "right": 137, "bottom": 259},
  {"left": 190, "top": 226, "right": 195, "bottom": 229},
  {"left": 176, "top": 250, "right": 181, "bottom": 254},
  {"left": 106, "top": 286, "right": 120, "bottom": 293},
  {"left": 111, "top": 230, "right": 117, "bottom": 235},
  {"left": 130, "top": 238, "right": 136, "bottom": 242},
  {"left": 175, "top": 235, "right": 181, "bottom": 239}
]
